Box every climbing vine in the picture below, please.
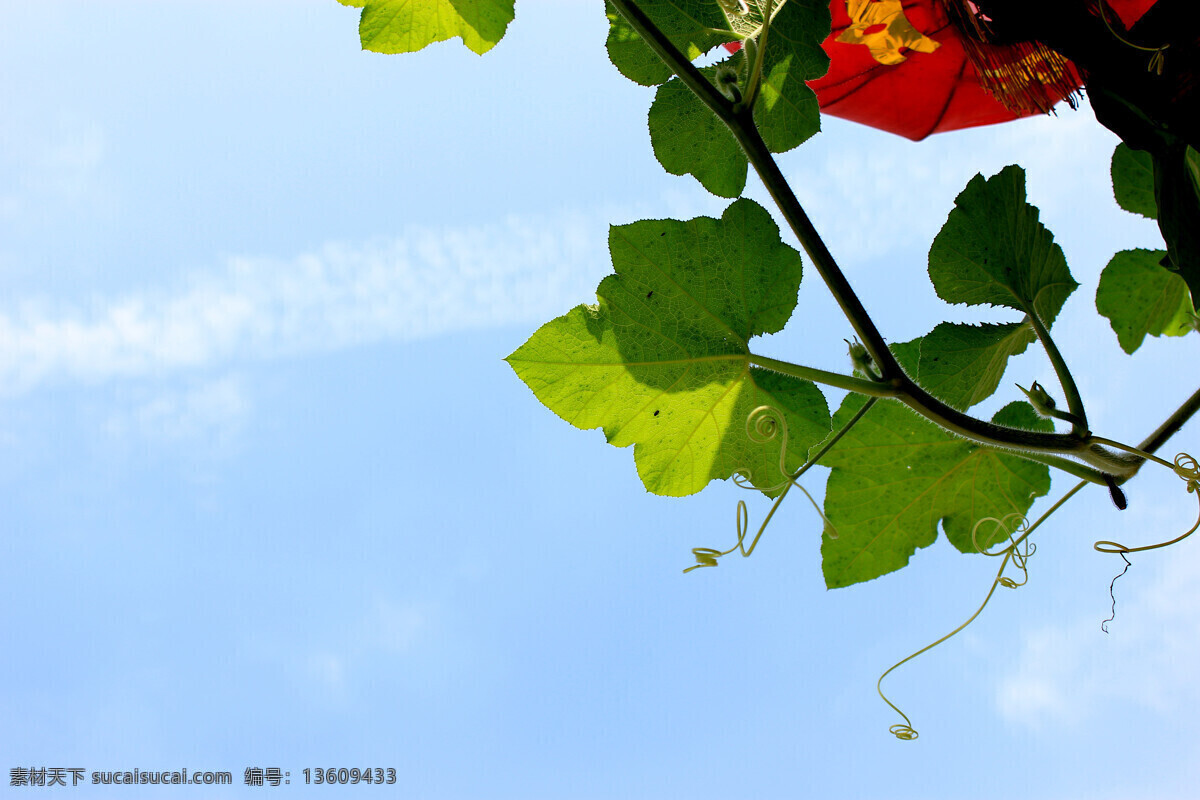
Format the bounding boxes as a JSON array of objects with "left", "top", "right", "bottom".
[{"left": 335, "top": 0, "right": 1200, "bottom": 737}]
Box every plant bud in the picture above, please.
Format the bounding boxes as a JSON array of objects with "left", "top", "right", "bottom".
[
  {"left": 1017, "top": 381, "right": 1057, "bottom": 418},
  {"left": 714, "top": 65, "right": 742, "bottom": 102},
  {"left": 845, "top": 338, "right": 877, "bottom": 379}
]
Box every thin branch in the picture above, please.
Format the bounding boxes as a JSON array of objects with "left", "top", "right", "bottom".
[
  {"left": 748, "top": 354, "right": 897, "bottom": 397},
  {"left": 737, "top": 0, "right": 772, "bottom": 112},
  {"left": 1027, "top": 309, "right": 1089, "bottom": 435},
  {"left": 1137, "top": 384, "right": 1200, "bottom": 457},
  {"left": 754, "top": 353, "right": 1114, "bottom": 486},
  {"left": 728, "top": 108, "right": 898, "bottom": 378},
  {"left": 1013, "top": 452, "right": 1113, "bottom": 485},
  {"left": 606, "top": 0, "right": 737, "bottom": 123},
  {"left": 1009, "top": 384, "right": 1200, "bottom": 549}
]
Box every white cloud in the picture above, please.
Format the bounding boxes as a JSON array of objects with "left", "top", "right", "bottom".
[
  {"left": 289, "top": 598, "right": 433, "bottom": 702},
  {"left": 781, "top": 132, "right": 961, "bottom": 265},
  {"left": 305, "top": 652, "right": 348, "bottom": 696},
  {"left": 0, "top": 98, "right": 1147, "bottom": 400},
  {"left": 0, "top": 213, "right": 612, "bottom": 395},
  {"left": 103, "top": 374, "right": 250, "bottom": 448},
  {"left": 0, "top": 116, "right": 109, "bottom": 220},
  {"left": 363, "top": 598, "right": 428, "bottom": 654},
  {"left": 996, "top": 483, "right": 1200, "bottom": 727},
  {"left": 784, "top": 96, "right": 1133, "bottom": 267}
]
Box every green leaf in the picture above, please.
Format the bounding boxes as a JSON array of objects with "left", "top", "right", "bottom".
[
  {"left": 1096, "top": 248, "right": 1196, "bottom": 354},
  {"left": 929, "top": 165, "right": 1078, "bottom": 324},
  {"left": 507, "top": 199, "right": 831, "bottom": 497},
  {"left": 346, "top": 0, "right": 515, "bottom": 55},
  {"left": 1111, "top": 143, "right": 1157, "bottom": 220},
  {"left": 1156, "top": 144, "right": 1200, "bottom": 304},
  {"left": 821, "top": 341, "right": 1052, "bottom": 589},
  {"left": 917, "top": 322, "right": 1035, "bottom": 410},
  {"left": 643, "top": 1, "right": 829, "bottom": 197},
  {"left": 605, "top": 0, "right": 735, "bottom": 87},
  {"left": 648, "top": 73, "right": 748, "bottom": 198},
  {"left": 752, "top": 0, "right": 830, "bottom": 153}
]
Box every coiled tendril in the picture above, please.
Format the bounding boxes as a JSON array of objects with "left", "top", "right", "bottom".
[
  {"left": 1095, "top": 0, "right": 1169, "bottom": 74},
  {"left": 684, "top": 400, "right": 877, "bottom": 574},
  {"left": 879, "top": 451, "right": 1200, "bottom": 737},
  {"left": 973, "top": 513, "right": 1035, "bottom": 588},
  {"left": 878, "top": 512, "right": 1038, "bottom": 741},
  {"left": 1092, "top": 453, "right": 1200, "bottom": 631},
  {"left": 1094, "top": 453, "right": 1200, "bottom": 556}
]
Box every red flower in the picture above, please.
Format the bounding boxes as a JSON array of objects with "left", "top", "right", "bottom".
[{"left": 726, "top": 1, "right": 1158, "bottom": 140}]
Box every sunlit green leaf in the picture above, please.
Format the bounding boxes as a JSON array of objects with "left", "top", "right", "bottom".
[
  {"left": 507, "top": 199, "right": 830, "bottom": 496},
  {"left": 1096, "top": 248, "right": 1196, "bottom": 354},
  {"left": 344, "top": 0, "right": 515, "bottom": 55}
]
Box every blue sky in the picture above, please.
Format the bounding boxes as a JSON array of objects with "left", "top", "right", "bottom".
[{"left": 3, "top": 1, "right": 1200, "bottom": 797}]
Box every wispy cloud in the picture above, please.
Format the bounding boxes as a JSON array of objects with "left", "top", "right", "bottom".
[
  {"left": 788, "top": 97, "right": 1134, "bottom": 267},
  {"left": 102, "top": 374, "right": 250, "bottom": 449},
  {"left": 0, "top": 115, "right": 109, "bottom": 221},
  {"left": 287, "top": 597, "right": 435, "bottom": 703},
  {"left": 304, "top": 651, "right": 349, "bottom": 698},
  {"left": 996, "top": 488, "right": 1200, "bottom": 728},
  {"left": 0, "top": 213, "right": 612, "bottom": 395}
]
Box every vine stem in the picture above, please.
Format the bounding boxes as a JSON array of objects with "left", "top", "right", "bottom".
[
  {"left": 1015, "top": 452, "right": 1115, "bottom": 485},
  {"left": 606, "top": 0, "right": 1139, "bottom": 479},
  {"left": 1026, "top": 308, "right": 1089, "bottom": 435},
  {"left": 736, "top": 0, "right": 772, "bottom": 112},
  {"left": 750, "top": 354, "right": 1115, "bottom": 484},
  {"left": 748, "top": 354, "right": 897, "bottom": 397},
  {"left": 1006, "top": 385, "right": 1200, "bottom": 554},
  {"left": 1137, "top": 385, "right": 1200, "bottom": 460},
  {"left": 605, "top": 0, "right": 893, "bottom": 371}
]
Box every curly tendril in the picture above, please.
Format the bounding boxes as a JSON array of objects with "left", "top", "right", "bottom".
[
  {"left": 1176, "top": 452, "right": 1200, "bottom": 484},
  {"left": 1094, "top": 452, "right": 1200, "bottom": 556},
  {"left": 731, "top": 406, "right": 823, "bottom": 497},
  {"left": 684, "top": 400, "right": 878, "bottom": 574},
  {"left": 1092, "top": 453, "right": 1200, "bottom": 631},
  {"left": 1095, "top": 0, "right": 1169, "bottom": 74},
  {"left": 879, "top": 512, "right": 1039, "bottom": 741},
  {"left": 971, "top": 513, "right": 1029, "bottom": 555},
  {"left": 739, "top": 405, "right": 789, "bottom": 482},
  {"left": 1101, "top": 552, "right": 1131, "bottom": 634},
  {"left": 877, "top": 447, "right": 1198, "bottom": 735},
  {"left": 685, "top": 498, "right": 762, "bottom": 572},
  {"left": 972, "top": 513, "right": 1035, "bottom": 588}
]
